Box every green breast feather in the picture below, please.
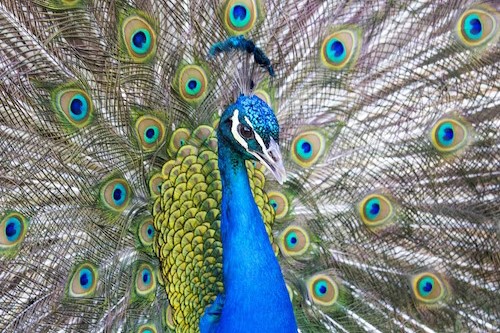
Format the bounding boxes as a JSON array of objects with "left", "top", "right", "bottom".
[{"left": 152, "top": 124, "right": 276, "bottom": 331}]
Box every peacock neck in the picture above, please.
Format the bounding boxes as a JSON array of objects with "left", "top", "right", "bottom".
[{"left": 215, "top": 139, "right": 297, "bottom": 332}]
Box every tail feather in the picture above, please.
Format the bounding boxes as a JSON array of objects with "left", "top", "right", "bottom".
[{"left": 1, "top": 0, "right": 499, "bottom": 332}]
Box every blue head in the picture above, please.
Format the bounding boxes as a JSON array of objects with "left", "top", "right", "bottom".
[{"left": 217, "top": 95, "right": 286, "bottom": 183}]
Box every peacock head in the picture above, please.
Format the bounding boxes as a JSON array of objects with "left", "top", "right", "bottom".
[{"left": 218, "top": 94, "right": 286, "bottom": 184}]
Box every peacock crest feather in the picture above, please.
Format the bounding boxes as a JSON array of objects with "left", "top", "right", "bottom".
[{"left": 0, "top": 0, "right": 499, "bottom": 332}]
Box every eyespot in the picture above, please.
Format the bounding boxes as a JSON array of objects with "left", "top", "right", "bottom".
[
  {"left": 224, "top": 0, "right": 259, "bottom": 34},
  {"left": 122, "top": 15, "right": 157, "bottom": 62},
  {"left": 69, "top": 263, "right": 98, "bottom": 297},
  {"left": 307, "top": 274, "right": 339, "bottom": 306},
  {"left": 358, "top": 194, "right": 394, "bottom": 227},
  {"left": 138, "top": 324, "right": 157, "bottom": 333},
  {"left": 168, "top": 128, "right": 191, "bottom": 155},
  {"left": 457, "top": 8, "right": 497, "bottom": 47},
  {"left": 321, "top": 29, "right": 361, "bottom": 70},
  {"left": 267, "top": 191, "right": 289, "bottom": 219},
  {"left": 0, "top": 212, "right": 28, "bottom": 249},
  {"left": 430, "top": 117, "right": 470, "bottom": 153},
  {"left": 179, "top": 65, "right": 208, "bottom": 103},
  {"left": 411, "top": 272, "right": 447, "bottom": 304},
  {"left": 54, "top": 88, "right": 93, "bottom": 128},
  {"left": 139, "top": 218, "right": 155, "bottom": 246},
  {"left": 279, "top": 226, "right": 310, "bottom": 257},
  {"left": 237, "top": 123, "right": 255, "bottom": 139},
  {"left": 291, "top": 131, "right": 326, "bottom": 168},
  {"left": 135, "top": 263, "right": 156, "bottom": 296},
  {"left": 135, "top": 116, "right": 166, "bottom": 151},
  {"left": 148, "top": 173, "right": 163, "bottom": 198},
  {"left": 100, "top": 178, "right": 131, "bottom": 211}
]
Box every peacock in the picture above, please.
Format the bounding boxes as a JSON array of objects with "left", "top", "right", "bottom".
[{"left": 0, "top": 0, "right": 499, "bottom": 332}]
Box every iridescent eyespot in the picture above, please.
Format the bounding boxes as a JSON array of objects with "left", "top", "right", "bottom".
[
  {"left": 430, "top": 117, "right": 470, "bottom": 153},
  {"left": 135, "top": 263, "right": 156, "bottom": 296},
  {"left": 307, "top": 274, "right": 339, "bottom": 306},
  {"left": 138, "top": 324, "right": 157, "bottom": 333},
  {"left": 279, "top": 226, "right": 310, "bottom": 257},
  {"left": 411, "top": 272, "right": 447, "bottom": 304},
  {"left": 267, "top": 191, "right": 289, "bottom": 219},
  {"left": 168, "top": 128, "right": 191, "bottom": 155},
  {"left": 224, "top": 0, "right": 259, "bottom": 34},
  {"left": 178, "top": 65, "right": 208, "bottom": 103},
  {"left": 100, "top": 178, "right": 131, "bottom": 211},
  {"left": 291, "top": 131, "right": 326, "bottom": 168},
  {"left": 321, "top": 29, "right": 361, "bottom": 70},
  {"left": 139, "top": 218, "right": 155, "bottom": 246},
  {"left": 148, "top": 173, "right": 163, "bottom": 198},
  {"left": 0, "top": 212, "right": 28, "bottom": 249},
  {"left": 69, "top": 263, "right": 98, "bottom": 297},
  {"left": 135, "top": 116, "right": 166, "bottom": 151},
  {"left": 54, "top": 88, "right": 93, "bottom": 128},
  {"left": 122, "top": 15, "right": 157, "bottom": 62},
  {"left": 457, "top": 8, "right": 498, "bottom": 47},
  {"left": 358, "top": 194, "right": 394, "bottom": 228}
]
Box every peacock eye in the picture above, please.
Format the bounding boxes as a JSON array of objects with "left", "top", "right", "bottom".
[
  {"left": 69, "top": 263, "right": 98, "bottom": 297},
  {"left": 121, "top": 15, "right": 156, "bottom": 62},
  {"left": 135, "top": 263, "right": 156, "bottom": 296},
  {"left": 139, "top": 218, "right": 155, "bottom": 246},
  {"left": 456, "top": 8, "right": 497, "bottom": 47},
  {"left": 430, "top": 117, "right": 470, "bottom": 153},
  {"left": 135, "top": 115, "right": 166, "bottom": 152},
  {"left": 411, "top": 272, "right": 447, "bottom": 304},
  {"left": 1, "top": 212, "right": 28, "bottom": 249},
  {"left": 178, "top": 65, "right": 208, "bottom": 103},
  {"left": 307, "top": 274, "right": 339, "bottom": 306},
  {"left": 224, "top": 0, "right": 259, "bottom": 34},
  {"left": 238, "top": 124, "right": 254, "bottom": 139},
  {"left": 148, "top": 173, "right": 163, "bottom": 198},
  {"left": 278, "top": 226, "right": 310, "bottom": 257},
  {"left": 54, "top": 88, "right": 94, "bottom": 129},
  {"left": 100, "top": 178, "right": 131, "bottom": 212},
  {"left": 267, "top": 191, "right": 289, "bottom": 219}
]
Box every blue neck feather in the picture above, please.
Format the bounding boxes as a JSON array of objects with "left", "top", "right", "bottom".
[{"left": 205, "top": 138, "right": 297, "bottom": 333}]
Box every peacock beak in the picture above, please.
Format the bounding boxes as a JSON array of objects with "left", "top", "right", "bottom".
[{"left": 250, "top": 137, "right": 287, "bottom": 185}]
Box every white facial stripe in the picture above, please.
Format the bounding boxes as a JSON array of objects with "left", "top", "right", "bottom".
[
  {"left": 231, "top": 112, "right": 286, "bottom": 183},
  {"left": 230, "top": 109, "right": 248, "bottom": 149}
]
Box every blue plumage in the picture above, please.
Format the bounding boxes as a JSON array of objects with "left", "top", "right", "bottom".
[{"left": 201, "top": 95, "right": 295, "bottom": 332}]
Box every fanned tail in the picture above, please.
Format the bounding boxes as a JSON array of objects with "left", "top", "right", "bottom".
[{"left": 0, "top": 0, "right": 499, "bottom": 332}]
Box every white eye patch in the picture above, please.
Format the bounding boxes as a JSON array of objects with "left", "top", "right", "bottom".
[
  {"left": 230, "top": 110, "right": 268, "bottom": 154},
  {"left": 230, "top": 109, "right": 249, "bottom": 149}
]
